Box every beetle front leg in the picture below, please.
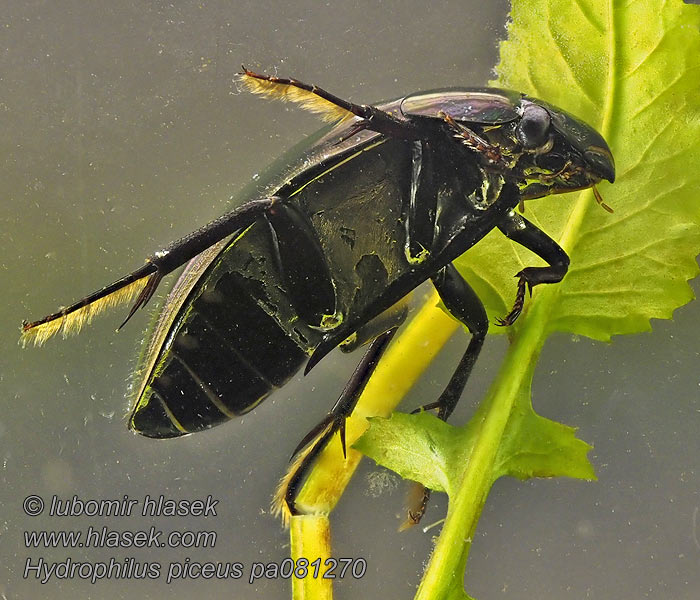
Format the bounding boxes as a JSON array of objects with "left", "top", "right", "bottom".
[
  {"left": 438, "top": 111, "right": 508, "bottom": 169},
  {"left": 496, "top": 210, "right": 570, "bottom": 326}
]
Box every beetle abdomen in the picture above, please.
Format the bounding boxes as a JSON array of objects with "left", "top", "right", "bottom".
[{"left": 130, "top": 264, "right": 312, "bottom": 439}]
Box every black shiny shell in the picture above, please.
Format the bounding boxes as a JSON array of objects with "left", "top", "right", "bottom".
[{"left": 400, "top": 88, "right": 523, "bottom": 124}]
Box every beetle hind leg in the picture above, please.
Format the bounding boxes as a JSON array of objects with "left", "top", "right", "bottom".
[
  {"left": 273, "top": 327, "right": 398, "bottom": 526},
  {"left": 21, "top": 198, "right": 281, "bottom": 346}
]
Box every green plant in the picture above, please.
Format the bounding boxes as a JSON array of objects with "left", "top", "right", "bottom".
[{"left": 290, "top": 1, "right": 700, "bottom": 598}]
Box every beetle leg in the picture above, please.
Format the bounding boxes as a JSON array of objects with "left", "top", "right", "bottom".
[
  {"left": 400, "top": 262, "right": 488, "bottom": 528},
  {"left": 429, "top": 264, "right": 488, "bottom": 420},
  {"left": 274, "top": 327, "right": 398, "bottom": 525},
  {"left": 240, "top": 67, "right": 418, "bottom": 140},
  {"left": 340, "top": 296, "right": 409, "bottom": 353},
  {"left": 438, "top": 111, "right": 508, "bottom": 169},
  {"left": 21, "top": 197, "right": 280, "bottom": 345},
  {"left": 495, "top": 211, "right": 570, "bottom": 326}
]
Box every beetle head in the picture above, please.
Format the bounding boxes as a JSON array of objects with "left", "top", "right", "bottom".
[
  {"left": 400, "top": 88, "right": 614, "bottom": 202},
  {"left": 513, "top": 98, "right": 615, "bottom": 200}
]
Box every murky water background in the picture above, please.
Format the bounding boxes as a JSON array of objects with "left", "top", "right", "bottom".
[{"left": 2, "top": 1, "right": 699, "bottom": 598}]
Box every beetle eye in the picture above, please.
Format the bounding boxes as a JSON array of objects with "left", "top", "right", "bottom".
[{"left": 516, "top": 103, "right": 551, "bottom": 150}]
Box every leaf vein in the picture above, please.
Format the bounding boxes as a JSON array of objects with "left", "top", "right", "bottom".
[
  {"left": 617, "top": 117, "right": 675, "bottom": 177},
  {"left": 572, "top": 0, "right": 605, "bottom": 34},
  {"left": 561, "top": 288, "right": 667, "bottom": 298},
  {"left": 624, "top": 31, "right": 668, "bottom": 79},
  {"left": 545, "top": 18, "right": 597, "bottom": 106},
  {"left": 630, "top": 66, "right": 700, "bottom": 121}
]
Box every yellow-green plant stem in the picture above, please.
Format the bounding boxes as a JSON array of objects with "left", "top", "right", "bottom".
[
  {"left": 288, "top": 291, "right": 459, "bottom": 600},
  {"left": 290, "top": 515, "right": 333, "bottom": 600},
  {"left": 415, "top": 183, "right": 596, "bottom": 598},
  {"left": 414, "top": 297, "right": 549, "bottom": 599}
]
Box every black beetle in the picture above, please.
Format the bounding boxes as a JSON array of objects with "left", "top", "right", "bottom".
[{"left": 22, "top": 68, "right": 615, "bottom": 522}]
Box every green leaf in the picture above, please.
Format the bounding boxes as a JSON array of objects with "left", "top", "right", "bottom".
[
  {"left": 458, "top": 0, "right": 700, "bottom": 341},
  {"left": 354, "top": 412, "right": 458, "bottom": 495},
  {"left": 357, "top": 359, "right": 595, "bottom": 498},
  {"left": 491, "top": 360, "right": 596, "bottom": 482}
]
